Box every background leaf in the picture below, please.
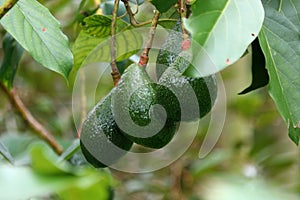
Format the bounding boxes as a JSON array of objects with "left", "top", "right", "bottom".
[
  {"left": 184, "top": 0, "right": 264, "bottom": 77},
  {"left": 72, "top": 20, "right": 142, "bottom": 69},
  {"left": 101, "top": 0, "right": 129, "bottom": 23},
  {"left": 239, "top": 38, "right": 269, "bottom": 94},
  {"left": 149, "top": 0, "right": 177, "bottom": 13},
  {"left": 0, "top": 142, "right": 113, "bottom": 200},
  {"left": 58, "top": 139, "right": 80, "bottom": 162},
  {"left": 0, "top": 0, "right": 73, "bottom": 79},
  {"left": 0, "top": 140, "right": 14, "bottom": 164},
  {"left": 258, "top": 0, "right": 300, "bottom": 144},
  {"left": 0, "top": 33, "right": 24, "bottom": 89}
]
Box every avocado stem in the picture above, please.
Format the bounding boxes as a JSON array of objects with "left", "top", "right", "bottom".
[
  {"left": 138, "top": 10, "right": 160, "bottom": 67},
  {"left": 178, "top": 0, "right": 191, "bottom": 51},
  {"left": 110, "top": 0, "right": 121, "bottom": 86}
]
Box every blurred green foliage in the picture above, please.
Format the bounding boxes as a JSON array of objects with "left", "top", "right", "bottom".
[{"left": 0, "top": 0, "right": 299, "bottom": 200}]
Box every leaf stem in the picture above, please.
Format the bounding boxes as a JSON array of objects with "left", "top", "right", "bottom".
[
  {"left": 179, "top": 0, "right": 190, "bottom": 50},
  {"left": 0, "top": 83, "right": 64, "bottom": 155},
  {"left": 138, "top": 11, "right": 160, "bottom": 67},
  {"left": 0, "top": 0, "right": 18, "bottom": 19},
  {"left": 110, "top": 0, "right": 121, "bottom": 86}
]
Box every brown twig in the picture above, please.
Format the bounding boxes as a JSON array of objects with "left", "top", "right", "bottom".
[
  {"left": 110, "top": 0, "right": 121, "bottom": 86},
  {"left": 0, "top": 0, "right": 18, "bottom": 19},
  {"left": 121, "top": 0, "right": 139, "bottom": 26},
  {"left": 138, "top": 11, "right": 160, "bottom": 67},
  {"left": 178, "top": 0, "right": 191, "bottom": 51},
  {"left": 0, "top": 83, "right": 64, "bottom": 155}
]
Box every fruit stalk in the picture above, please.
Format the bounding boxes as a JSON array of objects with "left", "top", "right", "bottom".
[
  {"left": 138, "top": 10, "right": 160, "bottom": 67},
  {"left": 0, "top": 82, "right": 63, "bottom": 155},
  {"left": 179, "top": 0, "right": 191, "bottom": 51},
  {"left": 110, "top": 0, "right": 121, "bottom": 86}
]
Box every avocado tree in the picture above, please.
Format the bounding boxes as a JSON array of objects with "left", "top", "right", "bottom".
[{"left": 0, "top": 0, "right": 299, "bottom": 199}]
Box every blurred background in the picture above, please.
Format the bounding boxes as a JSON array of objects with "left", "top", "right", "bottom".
[{"left": 0, "top": 0, "right": 299, "bottom": 199}]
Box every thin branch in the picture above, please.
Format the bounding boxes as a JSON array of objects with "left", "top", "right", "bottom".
[
  {"left": 0, "top": 83, "right": 64, "bottom": 155},
  {"left": 121, "top": 0, "right": 139, "bottom": 26},
  {"left": 138, "top": 10, "right": 160, "bottom": 67},
  {"left": 179, "top": 0, "right": 191, "bottom": 51},
  {"left": 0, "top": 0, "right": 18, "bottom": 19},
  {"left": 110, "top": 0, "right": 121, "bottom": 86}
]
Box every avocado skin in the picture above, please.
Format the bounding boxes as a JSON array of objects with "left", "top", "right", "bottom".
[
  {"left": 112, "top": 64, "right": 177, "bottom": 149},
  {"left": 156, "top": 21, "right": 217, "bottom": 121},
  {"left": 156, "top": 20, "right": 182, "bottom": 79},
  {"left": 80, "top": 91, "right": 133, "bottom": 168},
  {"left": 158, "top": 67, "right": 217, "bottom": 122}
]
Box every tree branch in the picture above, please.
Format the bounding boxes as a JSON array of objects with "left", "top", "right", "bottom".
[
  {"left": 0, "top": 83, "right": 64, "bottom": 155},
  {"left": 110, "top": 0, "right": 121, "bottom": 86},
  {"left": 0, "top": 0, "right": 18, "bottom": 19},
  {"left": 138, "top": 10, "right": 160, "bottom": 67}
]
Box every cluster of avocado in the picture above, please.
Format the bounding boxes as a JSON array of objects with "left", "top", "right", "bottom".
[{"left": 80, "top": 22, "right": 217, "bottom": 168}]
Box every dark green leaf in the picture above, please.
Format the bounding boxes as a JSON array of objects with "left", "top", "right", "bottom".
[
  {"left": 0, "top": 140, "right": 14, "bottom": 164},
  {"left": 0, "top": 0, "right": 73, "bottom": 80},
  {"left": 0, "top": 33, "right": 24, "bottom": 89},
  {"left": 150, "top": 0, "right": 177, "bottom": 13},
  {"left": 258, "top": 0, "right": 300, "bottom": 144},
  {"left": 184, "top": 0, "right": 264, "bottom": 77},
  {"left": 239, "top": 38, "right": 269, "bottom": 94},
  {"left": 157, "top": 6, "right": 179, "bottom": 29},
  {"left": 81, "top": 15, "right": 128, "bottom": 38}
]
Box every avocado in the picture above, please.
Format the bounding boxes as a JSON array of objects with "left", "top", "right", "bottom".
[
  {"left": 112, "top": 63, "right": 177, "bottom": 149},
  {"left": 156, "top": 20, "right": 182, "bottom": 79},
  {"left": 157, "top": 52, "right": 218, "bottom": 122},
  {"left": 156, "top": 20, "right": 217, "bottom": 121},
  {"left": 80, "top": 90, "right": 133, "bottom": 168}
]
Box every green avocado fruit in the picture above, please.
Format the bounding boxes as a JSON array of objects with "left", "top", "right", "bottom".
[
  {"left": 158, "top": 66, "right": 217, "bottom": 121},
  {"left": 80, "top": 90, "right": 133, "bottom": 168},
  {"left": 112, "top": 63, "right": 177, "bottom": 149},
  {"left": 156, "top": 20, "right": 182, "bottom": 79},
  {"left": 156, "top": 21, "right": 217, "bottom": 121}
]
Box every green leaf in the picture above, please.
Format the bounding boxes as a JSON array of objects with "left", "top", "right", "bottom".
[
  {"left": 0, "top": 140, "right": 113, "bottom": 199},
  {"left": 158, "top": 6, "right": 179, "bottom": 29},
  {"left": 0, "top": 140, "right": 14, "bottom": 164},
  {"left": 0, "top": 0, "right": 73, "bottom": 80},
  {"left": 81, "top": 15, "right": 128, "bottom": 38},
  {"left": 258, "top": 0, "right": 300, "bottom": 144},
  {"left": 184, "top": 0, "right": 264, "bottom": 77},
  {"left": 30, "top": 143, "right": 74, "bottom": 175},
  {"left": 150, "top": 0, "right": 177, "bottom": 13},
  {"left": 58, "top": 139, "right": 80, "bottom": 162},
  {"left": 72, "top": 23, "right": 142, "bottom": 70},
  {"left": 0, "top": 33, "right": 24, "bottom": 89},
  {"left": 239, "top": 38, "right": 269, "bottom": 94}
]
